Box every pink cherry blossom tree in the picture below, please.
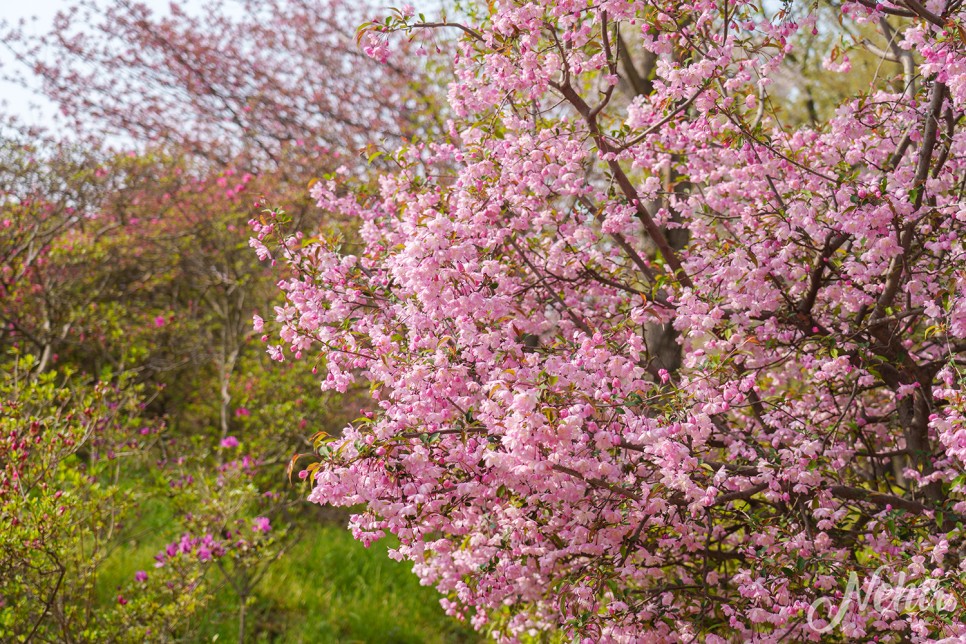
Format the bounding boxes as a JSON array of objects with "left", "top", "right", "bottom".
[
  {"left": 2, "top": 0, "right": 441, "bottom": 173},
  {"left": 263, "top": 0, "right": 966, "bottom": 640}
]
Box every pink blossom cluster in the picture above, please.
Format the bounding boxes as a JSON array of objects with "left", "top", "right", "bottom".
[
  {"left": 154, "top": 532, "right": 227, "bottom": 566},
  {"left": 261, "top": 0, "right": 966, "bottom": 640},
  {"left": 154, "top": 517, "right": 272, "bottom": 568}
]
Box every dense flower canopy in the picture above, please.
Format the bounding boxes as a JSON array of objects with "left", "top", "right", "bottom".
[{"left": 261, "top": 0, "right": 966, "bottom": 640}]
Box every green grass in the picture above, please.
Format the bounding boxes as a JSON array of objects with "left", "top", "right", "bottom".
[
  {"left": 94, "top": 494, "right": 178, "bottom": 605},
  {"left": 97, "top": 503, "right": 480, "bottom": 643},
  {"left": 228, "top": 525, "right": 479, "bottom": 643}
]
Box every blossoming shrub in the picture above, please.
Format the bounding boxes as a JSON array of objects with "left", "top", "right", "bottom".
[{"left": 0, "top": 354, "right": 204, "bottom": 641}]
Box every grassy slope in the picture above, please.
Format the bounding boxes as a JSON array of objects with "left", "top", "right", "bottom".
[
  {"left": 97, "top": 502, "right": 480, "bottom": 643},
  {"left": 219, "top": 524, "right": 479, "bottom": 643}
]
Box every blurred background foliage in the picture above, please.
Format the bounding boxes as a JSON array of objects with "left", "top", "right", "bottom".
[
  {"left": 0, "top": 0, "right": 469, "bottom": 638},
  {"left": 0, "top": 133, "right": 478, "bottom": 642}
]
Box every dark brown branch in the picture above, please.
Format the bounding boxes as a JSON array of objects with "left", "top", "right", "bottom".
[
  {"left": 871, "top": 81, "right": 946, "bottom": 322},
  {"left": 616, "top": 32, "right": 654, "bottom": 98},
  {"left": 551, "top": 464, "right": 643, "bottom": 501},
  {"left": 901, "top": 0, "right": 946, "bottom": 27},
  {"left": 554, "top": 81, "right": 694, "bottom": 288},
  {"left": 852, "top": 0, "right": 917, "bottom": 18},
  {"left": 828, "top": 485, "right": 951, "bottom": 525},
  {"left": 714, "top": 484, "right": 769, "bottom": 506}
]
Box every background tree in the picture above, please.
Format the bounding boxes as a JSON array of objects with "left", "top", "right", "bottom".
[{"left": 2, "top": 0, "right": 443, "bottom": 174}]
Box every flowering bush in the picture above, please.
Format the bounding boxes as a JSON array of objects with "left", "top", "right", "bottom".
[
  {"left": 0, "top": 138, "right": 356, "bottom": 640},
  {"left": 0, "top": 354, "right": 202, "bottom": 641},
  {"left": 264, "top": 0, "right": 966, "bottom": 640}
]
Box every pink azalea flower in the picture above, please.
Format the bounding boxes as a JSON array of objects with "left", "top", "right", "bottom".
[{"left": 252, "top": 517, "right": 271, "bottom": 534}]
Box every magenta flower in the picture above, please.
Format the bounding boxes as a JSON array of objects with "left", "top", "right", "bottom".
[
  {"left": 134, "top": 570, "right": 148, "bottom": 583},
  {"left": 220, "top": 436, "right": 240, "bottom": 448},
  {"left": 252, "top": 516, "right": 271, "bottom": 534}
]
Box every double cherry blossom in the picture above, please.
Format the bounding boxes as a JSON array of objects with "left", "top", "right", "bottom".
[{"left": 262, "top": 0, "right": 966, "bottom": 639}]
